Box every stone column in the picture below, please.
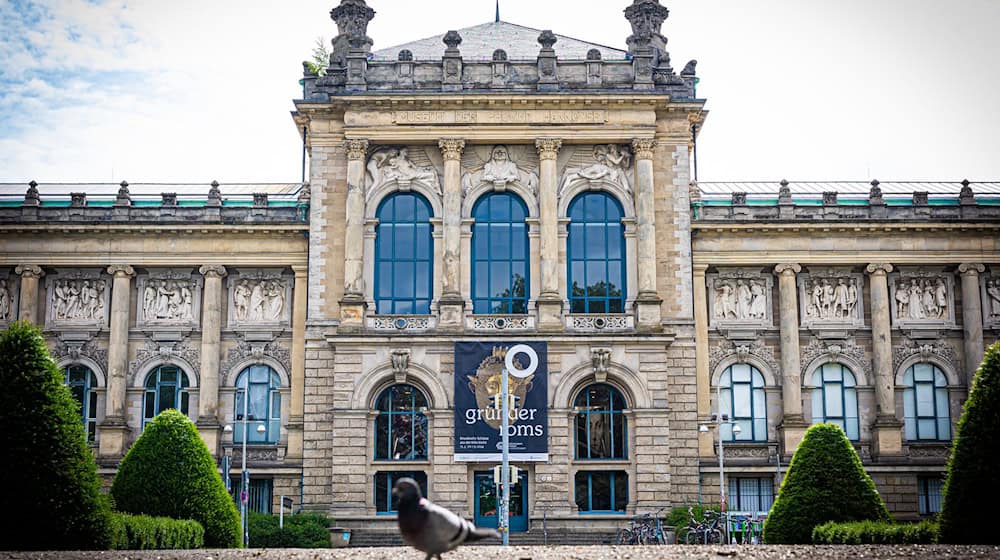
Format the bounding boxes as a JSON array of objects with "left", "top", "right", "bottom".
[
  {"left": 341, "top": 138, "right": 369, "bottom": 331},
  {"left": 197, "top": 265, "right": 226, "bottom": 455},
  {"left": 774, "top": 263, "right": 808, "bottom": 454},
  {"left": 958, "top": 263, "right": 986, "bottom": 385},
  {"left": 100, "top": 264, "right": 135, "bottom": 460},
  {"left": 438, "top": 138, "right": 466, "bottom": 330},
  {"left": 631, "top": 138, "right": 661, "bottom": 331},
  {"left": 535, "top": 138, "right": 563, "bottom": 331},
  {"left": 693, "top": 265, "right": 714, "bottom": 457},
  {"left": 286, "top": 265, "right": 308, "bottom": 460},
  {"left": 14, "top": 265, "right": 43, "bottom": 324},
  {"left": 866, "top": 263, "right": 902, "bottom": 457}
]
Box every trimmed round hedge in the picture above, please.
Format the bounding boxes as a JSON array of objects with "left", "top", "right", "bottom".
[
  {"left": 763, "top": 423, "right": 890, "bottom": 544},
  {"left": 111, "top": 409, "right": 240, "bottom": 548},
  {"left": 938, "top": 341, "right": 1000, "bottom": 544},
  {"left": 0, "top": 321, "right": 111, "bottom": 550}
]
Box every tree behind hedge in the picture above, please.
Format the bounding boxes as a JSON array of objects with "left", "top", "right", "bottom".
[
  {"left": 763, "top": 423, "right": 890, "bottom": 544},
  {"left": 111, "top": 409, "right": 240, "bottom": 547},
  {"left": 939, "top": 341, "right": 1000, "bottom": 544},
  {"left": 0, "top": 321, "right": 111, "bottom": 550}
]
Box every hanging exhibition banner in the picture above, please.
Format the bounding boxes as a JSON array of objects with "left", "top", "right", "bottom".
[{"left": 454, "top": 342, "right": 548, "bottom": 462}]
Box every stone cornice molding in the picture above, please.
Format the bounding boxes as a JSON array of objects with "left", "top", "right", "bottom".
[
  {"left": 630, "top": 138, "right": 657, "bottom": 160},
  {"left": 438, "top": 138, "right": 466, "bottom": 161},
  {"left": 866, "top": 263, "right": 894, "bottom": 276},
  {"left": 199, "top": 265, "right": 228, "bottom": 278},
  {"left": 535, "top": 138, "right": 562, "bottom": 160},
  {"left": 774, "top": 263, "right": 801, "bottom": 276},
  {"left": 106, "top": 265, "right": 136, "bottom": 278},
  {"left": 15, "top": 265, "right": 44, "bottom": 278},
  {"left": 344, "top": 139, "right": 370, "bottom": 161},
  {"left": 958, "top": 263, "right": 986, "bottom": 276}
]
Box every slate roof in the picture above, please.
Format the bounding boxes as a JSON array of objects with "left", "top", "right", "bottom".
[{"left": 371, "top": 20, "right": 628, "bottom": 62}]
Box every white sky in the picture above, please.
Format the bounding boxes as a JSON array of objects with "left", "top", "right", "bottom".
[{"left": 1, "top": 0, "right": 998, "bottom": 183}]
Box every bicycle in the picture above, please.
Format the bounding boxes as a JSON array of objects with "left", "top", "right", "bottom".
[
  {"left": 684, "top": 507, "right": 724, "bottom": 544},
  {"left": 615, "top": 507, "right": 668, "bottom": 545}
]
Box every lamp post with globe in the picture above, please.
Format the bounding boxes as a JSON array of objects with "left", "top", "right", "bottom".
[
  {"left": 700, "top": 384, "right": 743, "bottom": 543},
  {"left": 224, "top": 380, "right": 268, "bottom": 548}
]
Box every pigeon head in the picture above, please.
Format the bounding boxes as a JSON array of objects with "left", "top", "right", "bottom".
[{"left": 392, "top": 477, "right": 423, "bottom": 506}]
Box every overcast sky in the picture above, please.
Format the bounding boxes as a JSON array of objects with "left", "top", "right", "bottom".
[{"left": 2, "top": 0, "right": 999, "bottom": 184}]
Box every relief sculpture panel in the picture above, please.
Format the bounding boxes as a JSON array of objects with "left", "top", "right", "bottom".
[
  {"left": 889, "top": 268, "right": 956, "bottom": 328},
  {"left": 136, "top": 269, "right": 203, "bottom": 330},
  {"left": 798, "top": 268, "right": 865, "bottom": 329},
  {"left": 558, "top": 144, "right": 634, "bottom": 198},
  {"left": 461, "top": 144, "right": 538, "bottom": 195},
  {"left": 707, "top": 268, "right": 773, "bottom": 328},
  {"left": 983, "top": 267, "right": 1000, "bottom": 329},
  {"left": 0, "top": 269, "right": 19, "bottom": 325},
  {"left": 366, "top": 146, "right": 443, "bottom": 203},
  {"left": 45, "top": 269, "right": 111, "bottom": 329},
  {"left": 228, "top": 269, "right": 291, "bottom": 329}
]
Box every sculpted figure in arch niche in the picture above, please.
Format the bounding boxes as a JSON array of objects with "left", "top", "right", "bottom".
[
  {"left": 366, "top": 146, "right": 443, "bottom": 198},
  {"left": 559, "top": 144, "right": 633, "bottom": 196},
  {"left": 461, "top": 144, "right": 539, "bottom": 194},
  {"left": 988, "top": 279, "right": 1000, "bottom": 317},
  {"left": 0, "top": 279, "right": 11, "bottom": 321}
]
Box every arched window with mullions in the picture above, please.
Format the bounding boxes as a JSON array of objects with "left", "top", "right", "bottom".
[
  {"left": 574, "top": 384, "right": 628, "bottom": 460},
  {"left": 65, "top": 365, "right": 98, "bottom": 443},
  {"left": 143, "top": 365, "right": 190, "bottom": 428},
  {"left": 719, "top": 364, "right": 767, "bottom": 442},
  {"left": 809, "top": 363, "right": 859, "bottom": 441},
  {"left": 902, "top": 363, "right": 951, "bottom": 441},
  {"left": 233, "top": 365, "right": 283, "bottom": 444},
  {"left": 374, "top": 384, "right": 428, "bottom": 461},
  {"left": 472, "top": 192, "right": 529, "bottom": 314},
  {"left": 568, "top": 192, "right": 626, "bottom": 314},
  {"left": 375, "top": 192, "right": 433, "bottom": 315}
]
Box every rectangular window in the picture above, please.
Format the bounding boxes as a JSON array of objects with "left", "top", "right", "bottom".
[
  {"left": 230, "top": 477, "right": 273, "bottom": 514},
  {"left": 727, "top": 477, "right": 774, "bottom": 513},
  {"left": 574, "top": 471, "right": 628, "bottom": 514},
  {"left": 918, "top": 477, "right": 943, "bottom": 515},
  {"left": 375, "top": 471, "right": 427, "bottom": 514}
]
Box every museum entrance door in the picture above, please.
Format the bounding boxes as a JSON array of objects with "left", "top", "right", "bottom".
[{"left": 473, "top": 470, "right": 528, "bottom": 532}]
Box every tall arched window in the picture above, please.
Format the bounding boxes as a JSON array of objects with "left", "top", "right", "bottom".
[
  {"left": 472, "top": 192, "right": 529, "bottom": 314},
  {"left": 233, "top": 365, "right": 283, "bottom": 444},
  {"left": 902, "top": 363, "right": 951, "bottom": 441},
  {"left": 574, "top": 384, "right": 628, "bottom": 460},
  {"left": 143, "top": 365, "right": 190, "bottom": 428},
  {"left": 719, "top": 364, "right": 767, "bottom": 442},
  {"left": 374, "top": 384, "right": 428, "bottom": 461},
  {"left": 65, "top": 365, "right": 98, "bottom": 443},
  {"left": 375, "top": 192, "right": 433, "bottom": 315},
  {"left": 567, "top": 192, "right": 626, "bottom": 314},
  {"left": 810, "top": 363, "right": 859, "bottom": 441}
]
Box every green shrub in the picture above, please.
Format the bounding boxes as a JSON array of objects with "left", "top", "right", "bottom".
[
  {"left": 107, "top": 513, "right": 205, "bottom": 549},
  {"left": 248, "top": 511, "right": 332, "bottom": 548},
  {"left": 763, "top": 423, "right": 890, "bottom": 544},
  {"left": 0, "top": 321, "right": 111, "bottom": 550},
  {"left": 939, "top": 341, "right": 1000, "bottom": 544},
  {"left": 665, "top": 504, "right": 720, "bottom": 543},
  {"left": 111, "top": 409, "right": 240, "bottom": 547},
  {"left": 812, "top": 520, "right": 938, "bottom": 544}
]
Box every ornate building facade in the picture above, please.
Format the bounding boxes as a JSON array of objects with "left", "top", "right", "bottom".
[{"left": 1, "top": 0, "right": 998, "bottom": 543}]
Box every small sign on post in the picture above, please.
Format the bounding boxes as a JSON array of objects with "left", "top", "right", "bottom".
[{"left": 280, "top": 496, "right": 295, "bottom": 529}]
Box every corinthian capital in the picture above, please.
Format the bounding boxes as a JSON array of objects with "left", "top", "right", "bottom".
[
  {"left": 199, "top": 265, "right": 228, "bottom": 279},
  {"left": 344, "top": 139, "right": 370, "bottom": 161},
  {"left": 106, "top": 265, "right": 136, "bottom": 278},
  {"left": 15, "top": 265, "right": 44, "bottom": 278},
  {"left": 774, "top": 263, "right": 802, "bottom": 276},
  {"left": 438, "top": 138, "right": 466, "bottom": 161},
  {"left": 958, "top": 263, "right": 985, "bottom": 276},
  {"left": 865, "top": 263, "right": 894, "bottom": 276},
  {"left": 535, "top": 138, "right": 562, "bottom": 161},
  {"left": 631, "top": 138, "right": 657, "bottom": 160}
]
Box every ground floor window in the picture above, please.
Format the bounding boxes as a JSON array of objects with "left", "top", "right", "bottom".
[
  {"left": 230, "top": 477, "right": 273, "bottom": 514},
  {"left": 574, "top": 471, "right": 627, "bottom": 514},
  {"left": 918, "top": 477, "right": 943, "bottom": 515},
  {"left": 727, "top": 477, "right": 774, "bottom": 513},
  {"left": 375, "top": 471, "right": 427, "bottom": 514}
]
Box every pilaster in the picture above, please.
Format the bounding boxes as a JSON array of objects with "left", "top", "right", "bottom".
[
  {"left": 958, "top": 263, "right": 985, "bottom": 386},
  {"left": 100, "top": 264, "right": 135, "bottom": 460},
  {"left": 535, "top": 138, "right": 563, "bottom": 331},
  {"left": 287, "top": 265, "right": 308, "bottom": 461},
  {"left": 631, "top": 138, "right": 661, "bottom": 331},
  {"left": 341, "top": 138, "right": 369, "bottom": 331},
  {"left": 866, "top": 262, "right": 903, "bottom": 457},
  {"left": 693, "top": 264, "right": 714, "bottom": 457},
  {"left": 438, "top": 138, "right": 466, "bottom": 331},
  {"left": 774, "top": 263, "right": 808, "bottom": 454},
  {"left": 14, "top": 265, "right": 43, "bottom": 324},
  {"left": 197, "top": 265, "right": 226, "bottom": 456}
]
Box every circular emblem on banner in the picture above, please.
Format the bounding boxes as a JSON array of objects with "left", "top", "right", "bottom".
[{"left": 505, "top": 344, "right": 538, "bottom": 378}]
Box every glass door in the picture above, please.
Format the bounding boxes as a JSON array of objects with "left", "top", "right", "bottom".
[{"left": 474, "top": 470, "right": 528, "bottom": 532}]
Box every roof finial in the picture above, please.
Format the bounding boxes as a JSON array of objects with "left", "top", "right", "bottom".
[{"left": 495, "top": 0, "right": 500, "bottom": 23}]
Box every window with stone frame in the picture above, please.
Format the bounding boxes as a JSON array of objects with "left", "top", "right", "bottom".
[
  {"left": 574, "top": 470, "right": 628, "bottom": 514},
  {"left": 374, "top": 384, "right": 428, "bottom": 461},
  {"left": 229, "top": 477, "right": 273, "bottom": 514},
  {"left": 471, "top": 192, "right": 530, "bottom": 315},
  {"left": 574, "top": 383, "right": 628, "bottom": 460},
  {"left": 374, "top": 192, "right": 433, "bottom": 315},
  {"left": 233, "top": 365, "right": 282, "bottom": 445},
  {"left": 917, "top": 476, "right": 943, "bottom": 515},
  {"left": 567, "top": 192, "right": 626, "bottom": 314},
  {"left": 719, "top": 364, "right": 767, "bottom": 442},
  {"left": 902, "top": 363, "right": 951, "bottom": 442},
  {"left": 65, "top": 365, "right": 98, "bottom": 443},
  {"left": 809, "top": 363, "right": 860, "bottom": 441},
  {"left": 727, "top": 477, "right": 774, "bottom": 513},
  {"left": 374, "top": 471, "right": 428, "bottom": 514},
  {"left": 142, "top": 365, "right": 190, "bottom": 428}
]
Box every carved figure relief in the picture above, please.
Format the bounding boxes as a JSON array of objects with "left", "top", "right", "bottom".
[
  {"left": 137, "top": 270, "right": 202, "bottom": 328},
  {"left": 706, "top": 269, "right": 773, "bottom": 328},
  {"left": 983, "top": 269, "right": 1000, "bottom": 329},
  {"left": 798, "top": 269, "right": 865, "bottom": 329},
  {"left": 888, "top": 269, "right": 955, "bottom": 327},
  {"left": 228, "top": 270, "right": 291, "bottom": 328},
  {"left": 461, "top": 144, "right": 538, "bottom": 195},
  {"left": 558, "top": 144, "right": 633, "bottom": 197},
  {"left": 46, "top": 270, "right": 111, "bottom": 328},
  {"left": 366, "top": 146, "right": 442, "bottom": 201},
  {"left": 0, "top": 273, "right": 18, "bottom": 324}
]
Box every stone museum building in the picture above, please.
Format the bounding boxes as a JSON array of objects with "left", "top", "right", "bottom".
[{"left": 2, "top": 0, "right": 999, "bottom": 543}]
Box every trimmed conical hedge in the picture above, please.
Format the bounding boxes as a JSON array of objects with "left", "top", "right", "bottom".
[
  {"left": 763, "top": 423, "right": 890, "bottom": 544},
  {"left": 0, "top": 321, "right": 111, "bottom": 550},
  {"left": 938, "top": 341, "right": 1000, "bottom": 544},
  {"left": 111, "top": 409, "right": 241, "bottom": 548}
]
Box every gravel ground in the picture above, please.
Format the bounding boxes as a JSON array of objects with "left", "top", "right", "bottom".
[{"left": 4, "top": 546, "right": 1000, "bottom": 560}]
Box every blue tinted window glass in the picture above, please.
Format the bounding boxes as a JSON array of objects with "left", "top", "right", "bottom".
[
  {"left": 567, "top": 192, "right": 626, "bottom": 314},
  {"left": 471, "top": 193, "right": 529, "bottom": 315},
  {"left": 375, "top": 193, "right": 433, "bottom": 315}
]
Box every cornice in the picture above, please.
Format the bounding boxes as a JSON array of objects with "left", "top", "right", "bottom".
[
  {"left": 0, "top": 224, "right": 309, "bottom": 236},
  {"left": 692, "top": 222, "right": 1000, "bottom": 234}
]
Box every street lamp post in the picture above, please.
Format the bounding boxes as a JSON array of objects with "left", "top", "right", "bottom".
[
  {"left": 224, "top": 380, "right": 267, "bottom": 548},
  {"left": 700, "top": 384, "right": 742, "bottom": 543}
]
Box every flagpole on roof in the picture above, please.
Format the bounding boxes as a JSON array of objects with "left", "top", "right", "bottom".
[{"left": 496, "top": 0, "right": 500, "bottom": 22}]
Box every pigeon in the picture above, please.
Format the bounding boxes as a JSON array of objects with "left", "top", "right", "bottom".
[{"left": 393, "top": 477, "right": 500, "bottom": 560}]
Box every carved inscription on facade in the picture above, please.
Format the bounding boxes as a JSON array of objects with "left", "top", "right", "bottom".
[
  {"left": 798, "top": 268, "right": 865, "bottom": 329},
  {"left": 983, "top": 268, "right": 1000, "bottom": 329},
  {"left": 137, "top": 269, "right": 203, "bottom": 329},
  {"left": 707, "top": 268, "right": 773, "bottom": 328},
  {"left": 46, "top": 269, "right": 110, "bottom": 329},
  {"left": 228, "top": 270, "right": 291, "bottom": 328},
  {"left": 888, "top": 268, "right": 955, "bottom": 328},
  {"left": 391, "top": 110, "right": 608, "bottom": 126},
  {"left": 0, "top": 269, "right": 18, "bottom": 325}
]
